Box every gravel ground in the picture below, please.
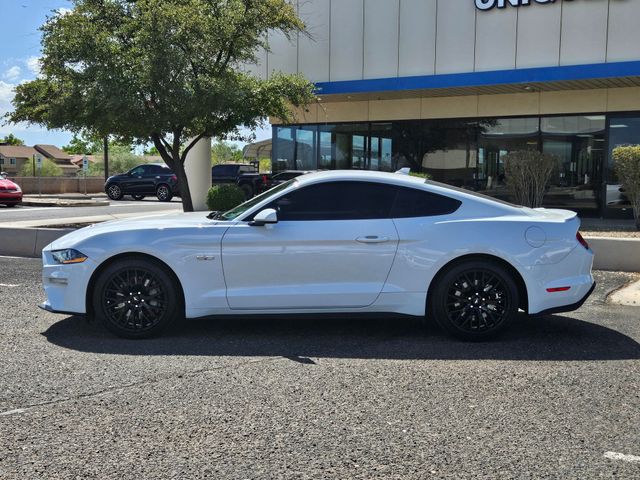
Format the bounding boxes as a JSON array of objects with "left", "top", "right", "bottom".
[
  {"left": 0, "top": 258, "right": 639, "bottom": 479},
  {"left": 582, "top": 230, "right": 640, "bottom": 238}
]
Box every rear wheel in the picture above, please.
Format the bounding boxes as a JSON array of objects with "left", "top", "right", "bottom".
[
  {"left": 106, "top": 184, "right": 124, "bottom": 200},
  {"left": 131, "top": 194, "right": 145, "bottom": 201},
  {"left": 92, "top": 257, "right": 182, "bottom": 339},
  {"left": 430, "top": 260, "right": 519, "bottom": 341},
  {"left": 156, "top": 184, "right": 172, "bottom": 202}
]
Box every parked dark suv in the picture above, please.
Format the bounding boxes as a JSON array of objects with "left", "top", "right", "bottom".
[{"left": 105, "top": 163, "right": 179, "bottom": 202}]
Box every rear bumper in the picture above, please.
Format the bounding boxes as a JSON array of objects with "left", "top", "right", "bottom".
[{"left": 532, "top": 281, "right": 596, "bottom": 317}]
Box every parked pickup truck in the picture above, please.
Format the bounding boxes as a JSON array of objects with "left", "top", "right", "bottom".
[{"left": 211, "top": 163, "right": 271, "bottom": 199}]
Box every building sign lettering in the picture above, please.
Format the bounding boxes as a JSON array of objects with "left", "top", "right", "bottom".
[{"left": 475, "top": 0, "right": 571, "bottom": 11}]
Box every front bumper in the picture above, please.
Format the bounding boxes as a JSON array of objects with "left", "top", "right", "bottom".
[
  {"left": 0, "top": 192, "right": 22, "bottom": 204},
  {"left": 41, "top": 250, "right": 96, "bottom": 315}
]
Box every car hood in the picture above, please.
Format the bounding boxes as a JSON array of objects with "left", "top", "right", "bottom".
[
  {"left": 0, "top": 178, "right": 19, "bottom": 190},
  {"left": 47, "top": 212, "right": 226, "bottom": 250}
]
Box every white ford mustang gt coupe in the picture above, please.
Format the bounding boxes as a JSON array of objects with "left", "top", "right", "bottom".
[{"left": 40, "top": 170, "right": 594, "bottom": 341}]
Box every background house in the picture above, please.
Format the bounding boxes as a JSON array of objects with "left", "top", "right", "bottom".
[
  {"left": 0, "top": 145, "right": 37, "bottom": 175},
  {"left": 34, "top": 144, "right": 79, "bottom": 176}
]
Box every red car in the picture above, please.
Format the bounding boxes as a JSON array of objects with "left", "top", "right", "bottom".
[{"left": 0, "top": 172, "right": 23, "bottom": 207}]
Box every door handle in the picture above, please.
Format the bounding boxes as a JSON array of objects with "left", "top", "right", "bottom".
[{"left": 356, "top": 235, "right": 390, "bottom": 244}]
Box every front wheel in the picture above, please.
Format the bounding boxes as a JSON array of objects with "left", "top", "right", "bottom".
[
  {"left": 429, "top": 260, "right": 519, "bottom": 341},
  {"left": 106, "top": 184, "right": 124, "bottom": 200},
  {"left": 92, "top": 257, "right": 183, "bottom": 339},
  {"left": 156, "top": 184, "right": 172, "bottom": 202}
]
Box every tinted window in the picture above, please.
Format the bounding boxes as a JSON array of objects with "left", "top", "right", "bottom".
[
  {"left": 212, "top": 165, "right": 237, "bottom": 177},
  {"left": 130, "top": 166, "right": 145, "bottom": 176},
  {"left": 239, "top": 165, "right": 257, "bottom": 173},
  {"left": 268, "top": 181, "right": 397, "bottom": 221},
  {"left": 391, "top": 186, "right": 461, "bottom": 218}
]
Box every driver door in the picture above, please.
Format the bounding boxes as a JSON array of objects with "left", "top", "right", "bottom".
[{"left": 221, "top": 181, "right": 400, "bottom": 310}]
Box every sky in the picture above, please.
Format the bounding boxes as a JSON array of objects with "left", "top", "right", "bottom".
[{"left": 0, "top": 0, "right": 271, "bottom": 149}]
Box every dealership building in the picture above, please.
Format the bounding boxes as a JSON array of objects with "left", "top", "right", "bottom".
[{"left": 246, "top": 0, "right": 640, "bottom": 218}]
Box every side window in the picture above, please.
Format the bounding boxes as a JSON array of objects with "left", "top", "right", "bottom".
[
  {"left": 213, "top": 165, "right": 234, "bottom": 177},
  {"left": 130, "top": 166, "right": 145, "bottom": 176},
  {"left": 391, "top": 187, "right": 461, "bottom": 218},
  {"left": 267, "top": 181, "right": 397, "bottom": 221}
]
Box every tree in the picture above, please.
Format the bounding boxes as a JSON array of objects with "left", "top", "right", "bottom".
[
  {"left": 62, "top": 133, "right": 102, "bottom": 154},
  {"left": 503, "top": 150, "right": 556, "bottom": 208},
  {"left": 211, "top": 141, "right": 243, "bottom": 165},
  {"left": 7, "top": 0, "right": 315, "bottom": 212},
  {"left": 20, "top": 157, "right": 63, "bottom": 177},
  {"left": 1, "top": 134, "right": 24, "bottom": 146},
  {"left": 612, "top": 145, "right": 640, "bottom": 229},
  {"left": 87, "top": 144, "right": 145, "bottom": 176}
]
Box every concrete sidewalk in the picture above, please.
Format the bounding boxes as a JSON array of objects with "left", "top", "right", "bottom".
[{"left": 21, "top": 193, "right": 109, "bottom": 208}]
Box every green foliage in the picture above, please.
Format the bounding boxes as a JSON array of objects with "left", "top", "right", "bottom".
[
  {"left": 211, "top": 141, "right": 243, "bottom": 165},
  {"left": 62, "top": 134, "right": 103, "bottom": 154},
  {"left": 612, "top": 145, "right": 640, "bottom": 229},
  {"left": 7, "top": 0, "right": 316, "bottom": 212},
  {"left": 20, "top": 158, "right": 63, "bottom": 177},
  {"left": 408, "top": 171, "right": 431, "bottom": 180},
  {"left": 503, "top": 150, "right": 556, "bottom": 208},
  {"left": 88, "top": 145, "right": 146, "bottom": 176},
  {"left": 259, "top": 158, "right": 271, "bottom": 173},
  {"left": 1, "top": 134, "right": 24, "bottom": 146},
  {"left": 206, "top": 184, "right": 245, "bottom": 212}
]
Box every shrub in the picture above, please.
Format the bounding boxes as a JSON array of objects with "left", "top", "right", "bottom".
[
  {"left": 408, "top": 171, "right": 432, "bottom": 180},
  {"left": 612, "top": 145, "right": 640, "bottom": 229},
  {"left": 206, "top": 184, "right": 245, "bottom": 212},
  {"left": 20, "top": 158, "right": 63, "bottom": 177},
  {"left": 503, "top": 150, "right": 556, "bottom": 208}
]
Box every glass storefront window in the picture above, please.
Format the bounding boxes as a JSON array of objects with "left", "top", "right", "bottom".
[
  {"left": 295, "top": 127, "right": 316, "bottom": 170},
  {"left": 607, "top": 115, "right": 640, "bottom": 210},
  {"left": 274, "top": 127, "right": 296, "bottom": 172},
  {"left": 541, "top": 115, "right": 604, "bottom": 211},
  {"left": 478, "top": 118, "right": 538, "bottom": 195}
]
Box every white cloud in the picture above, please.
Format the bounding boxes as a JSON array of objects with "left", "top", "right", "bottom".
[
  {"left": 3, "top": 66, "right": 21, "bottom": 82},
  {"left": 25, "top": 56, "right": 41, "bottom": 76}
]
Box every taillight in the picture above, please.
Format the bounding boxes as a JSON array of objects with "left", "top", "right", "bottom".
[
  {"left": 576, "top": 231, "right": 589, "bottom": 250},
  {"left": 170, "top": 174, "right": 177, "bottom": 182},
  {"left": 262, "top": 174, "right": 268, "bottom": 184}
]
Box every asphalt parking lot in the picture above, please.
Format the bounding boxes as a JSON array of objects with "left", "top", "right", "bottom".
[{"left": 1, "top": 257, "right": 639, "bottom": 479}]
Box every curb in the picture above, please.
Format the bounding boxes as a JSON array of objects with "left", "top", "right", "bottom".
[
  {"left": 21, "top": 200, "right": 110, "bottom": 208},
  {"left": 586, "top": 237, "right": 640, "bottom": 272},
  {"left": 0, "top": 226, "right": 74, "bottom": 258}
]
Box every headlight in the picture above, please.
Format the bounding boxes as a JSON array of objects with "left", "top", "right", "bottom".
[{"left": 51, "top": 249, "right": 88, "bottom": 264}]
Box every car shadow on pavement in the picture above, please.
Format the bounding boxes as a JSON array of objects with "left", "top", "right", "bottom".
[{"left": 42, "top": 313, "right": 640, "bottom": 361}]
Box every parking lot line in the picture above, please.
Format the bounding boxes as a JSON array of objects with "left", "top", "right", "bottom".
[
  {"left": 603, "top": 451, "right": 640, "bottom": 463},
  {"left": 0, "top": 408, "right": 26, "bottom": 416}
]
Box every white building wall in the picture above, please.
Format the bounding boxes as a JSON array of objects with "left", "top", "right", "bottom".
[
  {"left": 255, "top": 0, "right": 639, "bottom": 83},
  {"left": 363, "top": 0, "right": 399, "bottom": 79}
]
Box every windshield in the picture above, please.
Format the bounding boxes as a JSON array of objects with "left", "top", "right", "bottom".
[{"left": 217, "top": 180, "right": 295, "bottom": 220}]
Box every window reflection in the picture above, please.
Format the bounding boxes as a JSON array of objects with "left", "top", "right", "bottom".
[{"left": 607, "top": 116, "right": 640, "bottom": 209}]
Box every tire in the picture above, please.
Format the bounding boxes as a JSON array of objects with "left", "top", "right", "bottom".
[
  {"left": 156, "top": 184, "right": 173, "bottom": 202},
  {"left": 240, "top": 183, "right": 254, "bottom": 200},
  {"left": 429, "top": 260, "right": 519, "bottom": 341},
  {"left": 92, "top": 257, "right": 183, "bottom": 339},
  {"left": 6, "top": 203, "right": 17, "bottom": 208},
  {"left": 106, "top": 184, "right": 124, "bottom": 200},
  {"left": 132, "top": 194, "right": 145, "bottom": 201}
]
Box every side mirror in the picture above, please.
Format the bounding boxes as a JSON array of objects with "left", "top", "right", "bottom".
[{"left": 249, "top": 208, "right": 278, "bottom": 226}]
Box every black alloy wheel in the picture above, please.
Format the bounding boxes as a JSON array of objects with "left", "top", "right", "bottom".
[
  {"left": 92, "top": 257, "right": 182, "bottom": 338},
  {"left": 156, "top": 184, "right": 172, "bottom": 202},
  {"left": 132, "top": 194, "right": 145, "bottom": 201},
  {"left": 107, "top": 184, "right": 124, "bottom": 200},
  {"left": 430, "top": 260, "right": 519, "bottom": 341}
]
